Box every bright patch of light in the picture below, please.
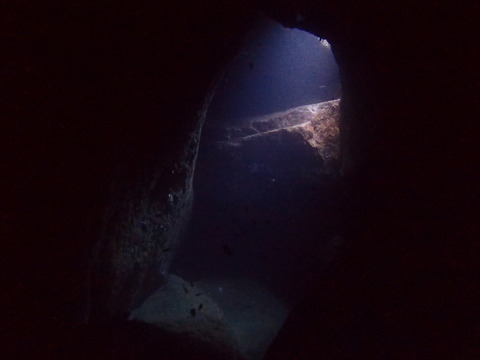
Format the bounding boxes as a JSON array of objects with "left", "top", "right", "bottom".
[
  {"left": 206, "top": 18, "right": 340, "bottom": 121},
  {"left": 319, "top": 38, "right": 331, "bottom": 49}
]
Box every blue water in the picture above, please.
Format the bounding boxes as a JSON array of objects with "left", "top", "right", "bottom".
[
  {"left": 171, "top": 16, "right": 341, "bottom": 305},
  {"left": 206, "top": 16, "right": 340, "bottom": 125}
]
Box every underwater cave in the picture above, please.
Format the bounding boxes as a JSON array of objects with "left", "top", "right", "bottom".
[
  {"left": 130, "top": 16, "right": 343, "bottom": 359},
  {"left": 6, "top": 1, "right": 478, "bottom": 359}
]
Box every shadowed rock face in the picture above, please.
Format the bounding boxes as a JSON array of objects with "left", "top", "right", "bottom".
[
  {"left": 3, "top": 2, "right": 258, "bottom": 354},
  {"left": 90, "top": 112, "right": 202, "bottom": 320},
  {"left": 4, "top": 0, "right": 257, "bottom": 318},
  {"left": 260, "top": 1, "right": 480, "bottom": 359}
]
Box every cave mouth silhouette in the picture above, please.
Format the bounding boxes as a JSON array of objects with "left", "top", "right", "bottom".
[{"left": 171, "top": 16, "right": 342, "bottom": 304}]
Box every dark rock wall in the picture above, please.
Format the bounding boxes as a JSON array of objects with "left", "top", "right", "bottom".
[
  {"left": 3, "top": 0, "right": 257, "bottom": 343},
  {"left": 89, "top": 94, "right": 205, "bottom": 321},
  {"left": 261, "top": 0, "right": 479, "bottom": 358}
]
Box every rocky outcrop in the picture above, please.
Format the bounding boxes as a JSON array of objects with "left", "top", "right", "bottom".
[
  {"left": 195, "top": 279, "right": 289, "bottom": 360},
  {"left": 261, "top": 1, "right": 480, "bottom": 359},
  {"left": 130, "top": 275, "right": 288, "bottom": 360},
  {"left": 222, "top": 99, "right": 340, "bottom": 173},
  {"left": 4, "top": 2, "right": 259, "bottom": 330},
  {"left": 89, "top": 96, "right": 212, "bottom": 320},
  {"left": 130, "top": 275, "right": 237, "bottom": 358}
]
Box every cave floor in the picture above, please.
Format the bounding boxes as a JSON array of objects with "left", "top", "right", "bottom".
[{"left": 130, "top": 274, "right": 288, "bottom": 360}]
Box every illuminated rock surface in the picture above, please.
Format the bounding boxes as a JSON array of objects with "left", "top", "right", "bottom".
[
  {"left": 130, "top": 275, "right": 288, "bottom": 360},
  {"left": 195, "top": 279, "right": 289, "bottom": 360},
  {"left": 223, "top": 99, "right": 340, "bottom": 172}
]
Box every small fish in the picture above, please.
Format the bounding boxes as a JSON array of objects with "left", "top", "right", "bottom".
[
  {"left": 198, "top": 304, "right": 203, "bottom": 311},
  {"left": 190, "top": 308, "right": 196, "bottom": 317},
  {"left": 161, "top": 247, "right": 171, "bottom": 252},
  {"left": 182, "top": 285, "right": 189, "bottom": 294},
  {"left": 195, "top": 292, "right": 203, "bottom": 297},
  {"left": 189, "top": 281, "right": 194, "bottom": 287}
]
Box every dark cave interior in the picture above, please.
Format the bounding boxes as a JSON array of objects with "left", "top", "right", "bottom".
[{"left": 3, "top": 1, "right": 479, "bottom": 359}]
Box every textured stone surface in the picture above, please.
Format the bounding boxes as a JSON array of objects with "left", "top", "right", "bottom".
[
  {"left": 90, "top": 98, "right": 211, "bottom": 320},
  {"left": 131, "top": 275, "right": 288, "bottom": 360},
  {"left": 223, "top": 99, "right": 340, "bottom": 172},
  {"left": 130, "top": 275, "right": 237, "bottom": 357}
]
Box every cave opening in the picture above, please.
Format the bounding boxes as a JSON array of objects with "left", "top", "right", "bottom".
[
  {"left": 142, "top": 16, "right": 343, "bottom": 359},
  {"left": 171, "top": 14, "right": 341, "bottom": 293}
]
